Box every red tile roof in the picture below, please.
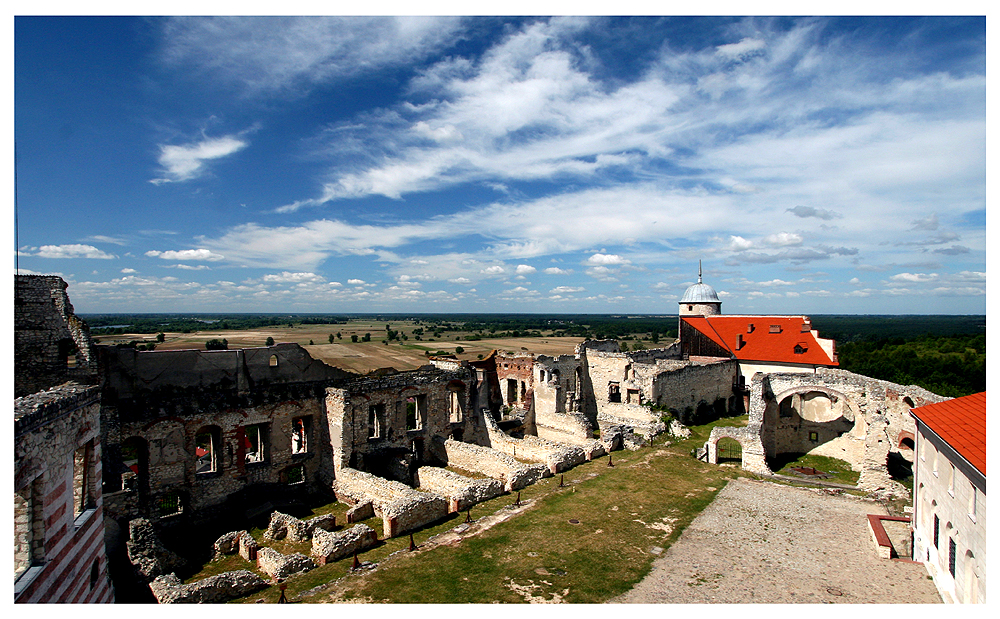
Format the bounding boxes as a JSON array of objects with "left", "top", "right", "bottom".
[
  {"left": 910, "top": 392, "right": 986, "bottom": 476},
  {"left": 682, "top": 315, "right": 838, "bottom": 366}
]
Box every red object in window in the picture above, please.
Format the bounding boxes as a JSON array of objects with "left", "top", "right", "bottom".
[{"left": 196, "top": 447, "right": 208, "bottom": 457}]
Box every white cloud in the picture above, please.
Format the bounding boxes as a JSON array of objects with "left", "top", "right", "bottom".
[
  {"left": 544, "top": 267, "right": 569, "bottom": 274},
  {"left": 160, "top": 17, "right": 465, "bottom": 96},
  {"left": 481, "top": 265, "right": 505, "bottom": 275},
  {"left": 146, "top": 248, "right": 225, "bottom": 261},
  {"left": 150, "top": 135, "right": 248, "bottom": 184},
  {"left": 715, "top": 37, "right": 766, "bottom": 60},
  {"left": 34, "top": 244, "right": 117, "bottom": 259},
  {"left": 121, "top": 268, "right": 137, "bottom": 274},
  {"left": 910, "top": 213, "right": 939, "bottom": 231},
  {"left": 727, "top": 236, "right": 754, "bottom": 251},
  {"left": 347, "top": 279, "right": 366, "bottom": 285},
  {"left": 586, "top": 253, "right": 629, "bottom": 265},
  {"left": 764, "top": 232, "right": 803, "bottom": 247},
  {"left": 550, "top": 286, "right": 584, "bottom": 294},
  {"left": 890, "top": 272, "right": 939, "bottom": 283},
  {"left": 262, "top": 271, "right": 324, "bottom": 283},
  {"left": 515, "top": 264, "right": 537, "bottom": 274},
  {"left": 168, "top": 264, "right": 210, "bottom": 270}
]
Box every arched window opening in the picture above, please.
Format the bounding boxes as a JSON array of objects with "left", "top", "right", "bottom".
[{"left": 269, "top": 354, "right": 278, "bottom": 367}]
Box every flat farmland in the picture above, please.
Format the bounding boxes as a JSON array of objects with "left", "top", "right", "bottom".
[{"left": 93, "top": 320, "right": 587, "bottom": 374}]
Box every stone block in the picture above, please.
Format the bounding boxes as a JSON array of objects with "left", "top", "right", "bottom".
[{"left": 263, "top": 511, "right": 310, "bottom": 542}]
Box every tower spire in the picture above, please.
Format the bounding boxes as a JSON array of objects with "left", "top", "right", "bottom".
[{"left": 698, "top": 260, "right": 702, "bottom": 284}]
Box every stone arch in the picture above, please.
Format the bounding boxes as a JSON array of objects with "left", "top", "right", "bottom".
[
  {"left": 707, "top": 431, "right": 750, "bottom": 468},
  {"left": 768, "top": 384, "right": 862, "bottom": 470}
]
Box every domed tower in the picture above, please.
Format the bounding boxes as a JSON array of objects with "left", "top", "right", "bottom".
[{"left": 679, "top": 260, "right": 721, "bottom": 316}]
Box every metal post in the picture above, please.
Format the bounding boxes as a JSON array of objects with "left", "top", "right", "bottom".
[
  {"left": 608, "top": 453, "right": 614, "bottom": 467},
  {"left": 514, "top": 491, "right": 521, "bottom": 506},
  {"left": 352, "top": 551, "right": 360, "bottom": 570},
  {"left": 408, "top": 533, "right": 416, "bottom": 551}
]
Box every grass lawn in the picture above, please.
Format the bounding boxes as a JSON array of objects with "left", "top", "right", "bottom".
[
  {"left": 770, "top": 452, "right": 860, "bottom": 486},
  {"left": 180, "top": 419, "right": 746, "bottom": 603},
  {"left": 298, "top": 428, "right": 740, "bottom": 603}
]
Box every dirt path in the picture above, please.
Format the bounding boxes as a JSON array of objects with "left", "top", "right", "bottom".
[{"left": 612, "top": 477, "right": 940, "bottom": 604}]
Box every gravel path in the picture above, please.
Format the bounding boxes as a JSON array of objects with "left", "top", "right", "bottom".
[{"left": 612, "top": 477, "right": 940, "bottom": 604}]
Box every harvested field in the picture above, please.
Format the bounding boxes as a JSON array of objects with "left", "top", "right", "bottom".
[{"left": 94, "top": 322, "right": 588, "bottom": 374}]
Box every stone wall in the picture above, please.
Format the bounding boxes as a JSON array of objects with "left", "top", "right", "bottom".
[
  {"left": 102, "top": 393, "right": 329, "bottom": 520},
  {"left": 530, "top": 354, "right": 593, "bottom": 441},
  {"left": 331, "top": 467, "right": 448, "bottom": 537},
  {"left": 414, "top": 466, "right": 505, "bottom": 512},
  {"left": 710, "top": 368, "right": 947, "bottom": 494},
  {"left": 495, "top": 353, "right": 535, "bottom": 413},
  {"left": 438, "top": 438, "right": 549, "bottom": 491},
  {"left": 255, "top": 547, "right": 315, "bottom": 580},
  {"left": 14, "top": 383, "right": 113, "bottom": 603},
  {"left": 483, "top": 415, "right": 586, "bottom": 474},
  {"left": 323, "top": 366, "right": 480, "bottom": 482},
  {"left": 15, "top": 275, "right": 97, "bottom": 398},
  {"left": 311, "top": 524, "right": 378, "bottom": 565},
  {"left": 650, "top": 357, "right": 740, "bottom": 423},
  {"left": 148, "top": 570, "right": 267, "bottom": 604}
]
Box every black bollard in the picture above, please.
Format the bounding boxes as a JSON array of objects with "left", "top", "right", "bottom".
[
  {"left": 559, "top": 474, "right": 564, "bottom": 487},
  {"left": 608, "top": 453, "right": 614, "bottom": 467},
  {"left": 515, "top": 491, "right": 521, "bottom": 506},
  {"left": 465, "top": 509, "right": 472, "bottom": 523},
  {"left": 352, "top": 551, "right": 360, "bottom": 570},
  {"left": 408, "top": 533, "right": 416, "bottom": 551}
]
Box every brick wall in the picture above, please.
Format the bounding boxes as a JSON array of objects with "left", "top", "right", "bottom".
[{"left": 15, "top": 383, "right": 113, "bottom": 603}]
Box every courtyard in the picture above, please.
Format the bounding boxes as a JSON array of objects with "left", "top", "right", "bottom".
[{"left": 613, "top": 477, "right": 941, "bottom": 604}]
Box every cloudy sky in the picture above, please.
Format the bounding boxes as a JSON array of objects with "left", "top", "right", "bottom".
[{"left": 14, "top": 16, "right": 986, "bottom": 314}]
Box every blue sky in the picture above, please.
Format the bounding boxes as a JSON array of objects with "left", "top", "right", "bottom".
[{"left": 13, "top": 16, "right": 986, "bottom": 314}]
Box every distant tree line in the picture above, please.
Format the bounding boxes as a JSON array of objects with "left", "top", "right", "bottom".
[{"left": 837, "top": 334, "right": 985, "bottom": 398}]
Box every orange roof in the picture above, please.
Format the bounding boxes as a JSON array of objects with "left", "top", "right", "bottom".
[
  {"left": 910, "top": 392, "right": 986, "bottom": 476},
  {"left": 682, "top": 315, "right": 837, "bottom": 366}
]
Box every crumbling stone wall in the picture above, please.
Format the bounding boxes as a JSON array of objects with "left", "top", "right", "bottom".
[
  {"left": 331, "top": 467, "right": 448, "bottom": 537},
  {"left": 649, "top": 357, "right": 740, "bottom": 423},
  {"left": 311, "top": 524, "right": 378, "bottom": 565},
  {"left": 14, "top": 382, "right": 112, "bottom": 603},
  {"left": 126, "top": 517, "right": 186, "bottom": 582},
  {"left": 15, "top": 275, "right": 97, "bottom": 398},
  {"left": 323, "top": 366, "right": 479, "bottom": 482},
  {"left": 256, "top": 547, "right": 315, "bottom": 580},
  {"left": 495, "top": 354, "right": 534, "bottom": 412},
  {"left": 414, "top": 466, "right": 504, "bottom": 512},
  {"left": 712, "top": 368, "right": 946, "bottom": 494},
  {"left": 149, "top": 570, "right": 267, "bottom": 604},
  {"left": 530, "top": 354, "right": 594, "bottom": 442},
  {"left": 103, "top": 394, "right": 329, "bottom": 519},
  {"left": 483, "top": 414, "right": 586, "bottom": 474},
  {"left": 438, "top": 438, "right": 549, "bottom": 491}
]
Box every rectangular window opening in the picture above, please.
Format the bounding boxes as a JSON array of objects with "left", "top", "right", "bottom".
[
  {"left": 291, "top": 417, "right": 310, "bottom": 454},
  {"left": 245, "top": 423, "right": 269, "bottom": 464},
  {"left": 73, "top": 442, "right": 94, "bottom": 517},
  {"left": 406, "top": 395, "right": 426, "bottom": 430},
  {"left": 196, "top": 430, "right": 218, "bottom": 474},
  {"left": 608, "top": 382, "right": 621, "bottom": 403}
]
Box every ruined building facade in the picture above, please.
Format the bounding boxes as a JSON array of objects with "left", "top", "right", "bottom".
[{"left": 14, "top": 273, "right": 950, "bottom": 602}]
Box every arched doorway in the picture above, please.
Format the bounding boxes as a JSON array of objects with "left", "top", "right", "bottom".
[{"left": 716, "top": 437, "right": 743, "bottom": 465}]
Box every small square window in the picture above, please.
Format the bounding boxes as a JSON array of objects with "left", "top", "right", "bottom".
[{"left": 808, "top": 431, "right": 818, "bottom": 442}]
